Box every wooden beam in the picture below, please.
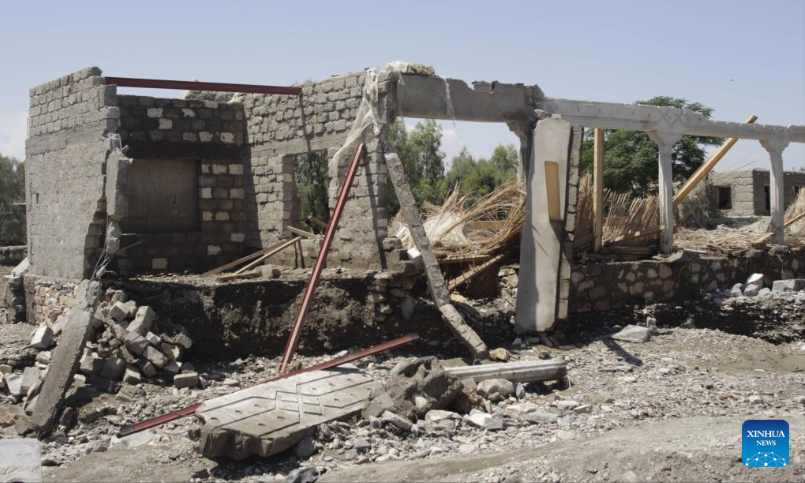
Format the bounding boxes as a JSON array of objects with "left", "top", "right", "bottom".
[
  {"left": 235, "top": 237, "right": 302, "bottom": 274},
  {"left": 216, "top": 271, "right": 261, "bottom": 283},
  {"left": 544, "top": 161, "right": 561, "bottom": 222},
  {"left": 287, "top": 226, "right": 318, "bottom": 239},
  {"left": 753, "top": 211, "right": 805, "bottom": 244},
  {"left": 608, "top": 226, "right": 664, "bottom": 245},
  {"left": 593, "top": 128, "right": 605, "bottom": 252},
  {"left": 439, "top": 254, "right": 492, "bottom": 265},
  {"left": 673, "top": 115, "right": 758, "bottom": 211},
  {"left": 467, "top": 220, "right": 506, "bottom": 230},
  {"left": 201, "top": 249, "right": 269, "bottom": 277},
  {"left": 448, "top": 254, "right": 505, "bottom": 291},
  {"left": 307, "top": 216, "right": 329, "bottom": 230}
]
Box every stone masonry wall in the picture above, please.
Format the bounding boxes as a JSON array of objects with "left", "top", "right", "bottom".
[
  {"left": 26, "top": 67, "right": 119, "bottom": 279},
  {"left": 113, "top": 95, "right": 247, "bottom": 273},
  {"left": 570, "top": 250, "right": 805, "bottom": 312},
  {"left": 710, "top": 169, "right": 805, "bottom": 217},
  {"left": 241, "top": 71, "right": 390, "bottom": 269}
]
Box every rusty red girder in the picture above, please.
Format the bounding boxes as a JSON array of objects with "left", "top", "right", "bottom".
[
  {"left": 104, "top": 76, "right": 301, "bottom": 95},
  {"left": 279, "top": 143, "right": 367, "bottom": 373},
  {"left": 117, "top": 333, "right": 419, "bottom": 437}
]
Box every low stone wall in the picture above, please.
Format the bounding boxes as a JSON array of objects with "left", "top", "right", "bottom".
[
  {"left": 570, "top": 250, "right": 805, "bottom": 312},
  {"left": 23, "top": 277, "right": 78, "bottom": 325},
  {"left": 0, "top": 246, "right": 26, "bottom": 266}
]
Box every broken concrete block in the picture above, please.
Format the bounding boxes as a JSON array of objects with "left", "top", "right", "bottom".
[
  {"left": 138, "top": 359, "right": 157, "bottom": 377},
  {"left": 100, "top": 357, "right": 126, "bottom": 381},
  {"left": 107, "top": 320, "right": 129, "bottom": 341},
  {"left": 466, "top": 409, "right": 503, "bottom": 430},
  {"left": 143, "top": 346, "right": 168, "bottom": 369},
  {"left": 425, "top": 409, "right": 460, "bottom": 422},
  {"left": 611, "top": 325, "right": 651, "bottom": 343},
  {"left": 444, "top": 360, "right": 567, "bottom": 384},
  {"left": 164, "top": 361, "right": 182, "bottom": 376},
  {"left": 145, "top": 332, "right": 161, "bottom": 347},
  {"left": 729, "top": 283, "right": 744, "bottom": 298},
  {"left": 30, "top": 325, "right": 54, "bottom": 350},
  {"left": 128, "top": 306, "right": 155, "bottom": 335},
  {"left": 0, "top": 364, "right": 11, "bottom": 374},
  {"left": 476, "top": 378, "right": 515, "bottom": 402},
  {"left": 772, "top": 279, "right": 805, "bottom": 293},
  {"left": 109, "top": 301, "right": 137, "bottom": 322},
  {"left": 4, "top": 373, "right": 24, "bottom": 397},
  {"left": 488, "top": 348, "right": 511, "bottom": 362},
  {"left": 79, "top": 353, "right": 104, "bottom": 375},
  {"left": 32, "top": 281, "right": 100, "bottom": 435},
  {"left": 744, "top": 273, "right": 764, "bottom": 296},
  {"left": 35, "top": 351, "right": 52, "bottom": 365},
  {"left": 123, "top": 332, "right": 148, "bottom": 356},
  {"left": 123, "top": 367, "right": 142, "bottom": 385},
  {"left": 160, "top": 342, "right": 183, "bottom": 361},
  {"left": 361, "top": 392, "right": 394, "bottom": 419},
  {"left": 197, "top": 366, "right": 380, "bottom": 460},
  {"left": 381, "top": 410, "right": 412, "bottom": 431},
  {"left": 21, "top": 367, "right": 41, "bottom": 394},
  {"left": 171, "top": 333, "right": 193, "bottom": 351},
  {"left": 174, "top": 372, "right": 199, "bottom": 389}
]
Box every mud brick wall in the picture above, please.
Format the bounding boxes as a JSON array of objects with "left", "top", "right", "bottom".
[
  {"left": 25, "top": 67, "right": 119, "bottom": 279},
  {"left": 570, "top": 251, "right": 805, "bottom": 312},
  {"left": 113, "top": 96, "right": 247, "bottom": 273},
  {"left": 241, "top": 71, "right": 390, "bottom": 269}
]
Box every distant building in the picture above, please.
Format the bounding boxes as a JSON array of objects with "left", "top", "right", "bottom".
[{"left": 709, "top": 168, "right": 805, "bottom": 217}]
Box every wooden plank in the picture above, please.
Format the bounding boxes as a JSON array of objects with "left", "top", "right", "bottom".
[
  {"left": 544, "top": 161, "right": 561, "bottom": 222},
  {"left": 448, "top": 254, "right": 505, "bottom": 291},
  {"left": 216, "top": 271, "right": 261, "bottom": 283},
  {"left": 235, "top": 237, "right": 302, "bottom": 274},
  {"left": 467, "top": 220, "right": 505, "bottom": 230},
  {"left": 609, "top": 226, "right": 665, "bottom": 245},
  {"left": 673, "top": 115, "right": 758, "bottom": 211},
  {"left": 307, "top": 216, "right": 329, "bottom": 230},
  {"left": 287, "top": 226, "right": 318, "bottom": 239},
  {"left": 439, "top": 255, "right": 491, "bottom": 265},
  {"left": 201, "top": 249, "right": 269, "bottom": 277},
  {"left": 753, "top": 211, "right": 805, "bottom": 244},
  {"left": 593, "top": 128, "right": 604, "bottom": 252}
]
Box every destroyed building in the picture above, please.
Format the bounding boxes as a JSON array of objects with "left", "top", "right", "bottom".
[
  {"left": 3, "top": 61, "right": 805, "bottom": 473},
  {"left": 709, "top": 168, "right": 805, "bottom": 217}
]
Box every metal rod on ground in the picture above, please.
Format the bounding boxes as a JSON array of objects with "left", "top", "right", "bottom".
[
  {"left": 279, "top": 143, "right": 367, "bottom": 373},
  {"left": 673, "top": 115, "right": 758, "bottom": 212},
  {"left": 117, "top": 333, "right": 419, "bottom": 437},
  {"left": 104, "top": 77, "right": 301, "bottom": 96}
]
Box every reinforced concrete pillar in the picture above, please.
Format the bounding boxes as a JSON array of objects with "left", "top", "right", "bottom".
[
  {"left": 760, "top": 135, "right": 790, "bottom": 244},
  {"left": 648, "top": 131, "right": 682, "bottom": 254}
]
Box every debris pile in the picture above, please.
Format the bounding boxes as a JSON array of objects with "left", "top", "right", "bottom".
[
  {"left": 81, "top": 290, "right": 197, "bottom": 390},
  {"left": 2, "top": 257, "right": 28, "bottom": 323}
]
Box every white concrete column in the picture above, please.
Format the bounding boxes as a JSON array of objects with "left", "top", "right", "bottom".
[
  {"left": 760, "top": 135, "right": 790, "bottom": 244},
  {"left": 648, "top": 131, "right": 682, "bottom": 254}
]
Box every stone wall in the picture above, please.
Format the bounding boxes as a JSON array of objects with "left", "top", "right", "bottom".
[
  {"left": 25, "top": 67, "right": 119, "bottom": 279},
  {"left": 23, "top": 276, "right": 77, "bottom": 326},
  {"left": 570, "top": 250, "right": 805, "bottom": 312},
  {"left": 710, "top": 169, "right": 805, "bottom": 217},
  {"left": 113, "top": 95, "right": 247, "bottom": 273},
  {"left": 241, "top": 71, "right": 390, "bottom": 269}
]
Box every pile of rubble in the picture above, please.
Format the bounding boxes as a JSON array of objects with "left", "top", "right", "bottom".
[
  {"left": 80, "top": 291, "right": 198, "bottom": 390},
  {"left": 1, "top": 258, "right": 27, "bottom": 324}
]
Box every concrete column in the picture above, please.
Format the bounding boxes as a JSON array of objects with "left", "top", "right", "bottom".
[
  {"left": 648, "top": 131, "right": 682, "bottom": 254},
  {"left": 760, "top": 136, "right": 790, "bottom": 244}
]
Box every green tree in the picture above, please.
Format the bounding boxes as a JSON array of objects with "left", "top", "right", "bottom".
[
  {"left": 294, "top": 151, "right": 330, "bottom": 233},
  {"left": 387, "top": 119, "right": 447, "bottom": 213},
  {"left": 581, "top": 96, "right": 723, "bottom": 197},
  {"left": 0, "top": 153, "right": 26, "bottom": 245},
  {"left": 444, "top": 144, "right": 518, "bottom": 206}
]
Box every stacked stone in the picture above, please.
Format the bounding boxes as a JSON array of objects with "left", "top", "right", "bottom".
[
  {"left": 114, "top": 95, "right": 247, "bottom": 273},
  {"left": 497, "top": 265, "right": 519, "bottom": 301},
  {"left": 364, "top": 237, "right": 419, "bottom": 324},
  {"left": 77, "top": 290, "right": 198, "bottom": 390},
  {"left": 2, "top": 259, "right": 28, "bottom": 323},
  {"left": 26, "top": 67, "right": 119, "bottom": 279}
]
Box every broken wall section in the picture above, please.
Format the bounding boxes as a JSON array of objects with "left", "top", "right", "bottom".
[
  {"left": 26, "top": 67, "right": 119, "bottom": 279},
  {"left": 113, "top": 96, "right": 247, "bottom": 272},
  {"left": 241, "top": 71, "right": 389, "bottom": 269}
]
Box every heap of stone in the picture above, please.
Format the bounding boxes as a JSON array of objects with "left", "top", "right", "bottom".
[
  {"left": 78, "top": 290, "right": 198, "bottom": 391},
  {"left": 722, "top": 273, "right": 805, "bottom": 300}
]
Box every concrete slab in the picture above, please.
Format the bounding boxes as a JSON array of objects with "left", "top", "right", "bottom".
[
  {"left": 0, "top": 438, "right": 42, "bottom": 483},
  {"left": 196, "top": 366, "right": 380, "bottom": 460}
]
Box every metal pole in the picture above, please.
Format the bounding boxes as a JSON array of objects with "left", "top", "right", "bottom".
[
  {"left": 279, "top": 143, "right": 367, "bottom": 373},
  {"left": 104, "top": 76, "right": 302, "bottom": 96}
]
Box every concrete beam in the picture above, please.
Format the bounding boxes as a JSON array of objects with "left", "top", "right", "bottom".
[
  {"left": 540, "top": 98, "right": 805, "bottom": 143},
  {"left": 444, "top": 359, "right": 567, "bottom": 383},
  {"left": 396, "top": 74, "right": 540, "bottom": 123}
]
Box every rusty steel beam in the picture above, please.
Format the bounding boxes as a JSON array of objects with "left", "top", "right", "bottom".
[
  {"left": 279, "top": 143, "right": 367, "bottom": 373},
  {"left": 117, "top": 333, "right": 419, "bottom": 437},
  {"left": 104, "top": 76, "right": 302, "bottom": 95}
]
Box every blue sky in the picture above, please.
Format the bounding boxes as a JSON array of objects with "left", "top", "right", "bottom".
[{"left": 1, "top": 0, "right": 803, "bottom": 169}]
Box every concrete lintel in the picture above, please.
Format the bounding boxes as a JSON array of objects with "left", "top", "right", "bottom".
[
  {"left": 396, "top": 74, "right": 538, "bottom": 123},
  {"left": 540, "top": 97, "right": 805, "bottom": 143}
]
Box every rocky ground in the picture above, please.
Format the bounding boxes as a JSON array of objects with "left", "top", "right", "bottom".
[{"left": 1, "top": 283, "right": 804, "bottom": 482}]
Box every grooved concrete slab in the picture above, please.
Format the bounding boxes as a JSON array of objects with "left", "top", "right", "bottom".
[
  {"left": 196, "top": 366, "right": 380, "bottom": 460},
  {"left": 0, "top": 438, "right": 42, "bottom": 483}
]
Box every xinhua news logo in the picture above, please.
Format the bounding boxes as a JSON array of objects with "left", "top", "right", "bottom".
[{"left": 742, "top": 419, "right": 789, "bottom": 468}]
